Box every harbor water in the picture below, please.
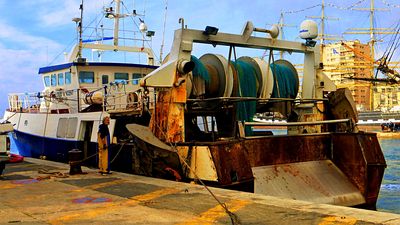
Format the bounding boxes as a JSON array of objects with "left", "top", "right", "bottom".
[{"left": 377, "top": 138, "right": 400, "bottom": 214}]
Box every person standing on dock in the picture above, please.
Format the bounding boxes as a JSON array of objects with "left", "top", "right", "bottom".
[{"left": 98, "top": 116, "right": 111, "bottom": 175}]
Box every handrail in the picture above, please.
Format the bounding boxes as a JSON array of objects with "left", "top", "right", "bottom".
[{"left": 245, "top": 119, "right": 351, "bottom": 127}]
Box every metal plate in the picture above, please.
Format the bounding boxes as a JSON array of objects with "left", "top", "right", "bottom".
[
  {"left": 126, "top": 124, "right": 173, "bottom": 151},
  {"left": 252, "top": 160, "right": 366, "bottom": 206}
]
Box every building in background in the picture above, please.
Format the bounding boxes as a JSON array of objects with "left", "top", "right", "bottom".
[
  {"left": 322, "top": 40, "right": 372, "bottom": 111},
  {"left": 373, "top": 84, "right": 400, "bottom": 112}
]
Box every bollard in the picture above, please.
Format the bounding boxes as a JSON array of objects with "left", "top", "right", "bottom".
[{"left": 68, "top": 149, "right": 83, "bottom": 175}]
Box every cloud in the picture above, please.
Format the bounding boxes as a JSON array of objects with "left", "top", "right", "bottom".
[
  {"left": 0, "top": 20, "right": 65, "bottom": 116},
  {"left": 35, "top": 0, "right": 107, "bottom": 27},
  {"left": 0, "top": 20, "right": 62, "bottom": 51}
]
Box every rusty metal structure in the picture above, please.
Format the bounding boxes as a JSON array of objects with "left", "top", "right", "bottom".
[{"left": 124, "top": 20, "right": 386, "bottom": 209}]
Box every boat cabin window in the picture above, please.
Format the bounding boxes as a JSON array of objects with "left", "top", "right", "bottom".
[
  {"left": 114, "top": 73, "right": 129, "bottom": 83},
  {"left": 57, "top": 117, "right": 78, "bottom": 138},
  {"left": 44, "top": 76, "right": 50, "bottom": 87},
  {"left": 132, "top": 73, "right": 142, "bottom": 85},
  {"left": 51, "top": 74, "right": 57, "bottom": 86},
  {"left": 79, "top": 71, "right": 95, "bottom": 84},
  {"left": 58, "top": 73, "right": 64, "bottom": 85},
  {"left": 102, "top": 75, "right": 109, "bottom": 85},
  {"left": 65, "top": 72, "right": 71, "bottom": 85}
]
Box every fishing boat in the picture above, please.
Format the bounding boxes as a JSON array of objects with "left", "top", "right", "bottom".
[
  {"left": 3, "top": 0, "right": 158, "bottom": 168},
  {"left": 3, "top": 1, "right": 386, "bottom": 210}
]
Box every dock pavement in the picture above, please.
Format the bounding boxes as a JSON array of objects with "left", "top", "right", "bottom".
[{"left": 1, "top": 156, "right": 399, "bottom": 225}]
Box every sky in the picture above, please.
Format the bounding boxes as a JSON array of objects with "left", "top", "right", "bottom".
[{"left": 0, "top": 0, "right": 400, "bottom": 117}]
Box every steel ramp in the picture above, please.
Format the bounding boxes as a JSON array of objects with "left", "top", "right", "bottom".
[{"left": 252, "top": 160, "right": 366, "bottom": 206}]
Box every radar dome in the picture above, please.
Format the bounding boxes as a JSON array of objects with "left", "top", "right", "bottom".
[
  {"left": 299, "top": 20, "right": 318, "bottom": 40},
  {"left": 139, "top": 22, "right": 148, "bottom": 33}
]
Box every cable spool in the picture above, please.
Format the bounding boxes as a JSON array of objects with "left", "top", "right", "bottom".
[
  {"left": 189, "top": 54, "right": 233, "bottom": 99},
  {"left": 253, "top": 57, "right": 274, "bottom": 99},
  {"left": 200, "top": 54, "right": 233, "bottom": 98},
  {"left": 83, "top": 91, "right": 103, "bottom": 105},
  {"left": 270, "top": 59, "right": 299, "bottom": 99}
]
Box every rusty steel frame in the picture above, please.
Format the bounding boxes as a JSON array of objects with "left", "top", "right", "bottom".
[{"left": 177, "top": 133, "right": 386, "bottom": 209}]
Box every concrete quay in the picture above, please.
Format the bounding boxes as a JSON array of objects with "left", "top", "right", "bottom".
[{"left": 0, "top": 157, "right": 399, "bottom": 225}]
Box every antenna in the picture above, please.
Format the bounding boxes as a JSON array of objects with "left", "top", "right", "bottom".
[
  {"left": 78, "top": 0, "right": 84, "bottom": 59},
  {"left": 160, "top": 0, "right": 168, "bottom": 63},
  {"left": 114, "top": 0, "right": 121, "bottom": 46}
]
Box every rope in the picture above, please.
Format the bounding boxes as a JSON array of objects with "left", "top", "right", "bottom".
[
  {"left": 48, "top": 2, "right": 109, "bottom": 65},
  {"left": 326, "top": 0, "right": 367, "bottom": 10},
  {"left": 2, "top": 111, "right": 18, "bottom": 123},
  {"left": 37, "top": 168, "right": 69, "bottom": 180},
  {"left": 110, "top": 142, "right": 126, "bottom": 164},
  {"left": 233, "top": 60, "right": 257, "bottom": 136},
  {"left": 78, "top": 152, "right": 99, "bottom": 163},
  {"left": 174, "top": 143, "right": 241, "bottom": 225},
  {"left": 145, "top": 104, "right": 241, "bottom": 225},
  {"left": 270, "top": 62, "right": 299, "bottom": 99},
  {"left": 191, "top": 55, "right": 210, "bottom": 83},
  {"left": 381, "top": 0, "right": 400, "bottom": 8},
  {"left": 121, "top": 1, "right": 160, "bottom": 63},
  {"left": 283, "top": 4, "right": 321, "bottom": 14}
]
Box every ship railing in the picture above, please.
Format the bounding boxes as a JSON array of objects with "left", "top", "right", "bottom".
[
  {"left": 8, "top": 90, "right": 81, "bottom": 114},
  {"left": 103, "top": 82, "right": 154, "bottom": 114},
  {"left": 7, "top": 84, "right": 154, "bottom": 115},
  {"left": 7, "top": 92, "right": 43, "bottom": 113},
  {"left": 245, "top": 119, "right": 351, "bottom": 127},
  {"left": 244, "top": 118, "right": 353, "bottom": 136}
]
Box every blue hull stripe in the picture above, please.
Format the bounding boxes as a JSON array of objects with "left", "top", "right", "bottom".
[
  {"left": 11, "top": 130, "right": 133, "bottom": 172},
  {"left": 11, "top": 130, "right": 96, "bottom": 162}
]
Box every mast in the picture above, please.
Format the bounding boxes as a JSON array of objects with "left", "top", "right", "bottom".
[
  {"left": 277, "top": 12, "right": 295, "bottom": 59},
  {"left": 160, "top": 0, "right": 168, "bottom": 63},
  {"left": 344, "top": 0, "right": 391, "bottom": 110},
  {"left": 307, "top": 0, "right": 339, "bottom": 45},
  {"left": 113, "top": 0, "right": 121, "bottom": 46},
  {"left": 370, "top": 0, "right": 375, "bottom": 73},
  {"left": 321, "top": 0, "right": 325, "bottom": 45}
]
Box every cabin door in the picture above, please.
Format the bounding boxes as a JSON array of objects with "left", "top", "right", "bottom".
[{"left": 80, "top": 121, "right": 94, "bottom": 159}]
